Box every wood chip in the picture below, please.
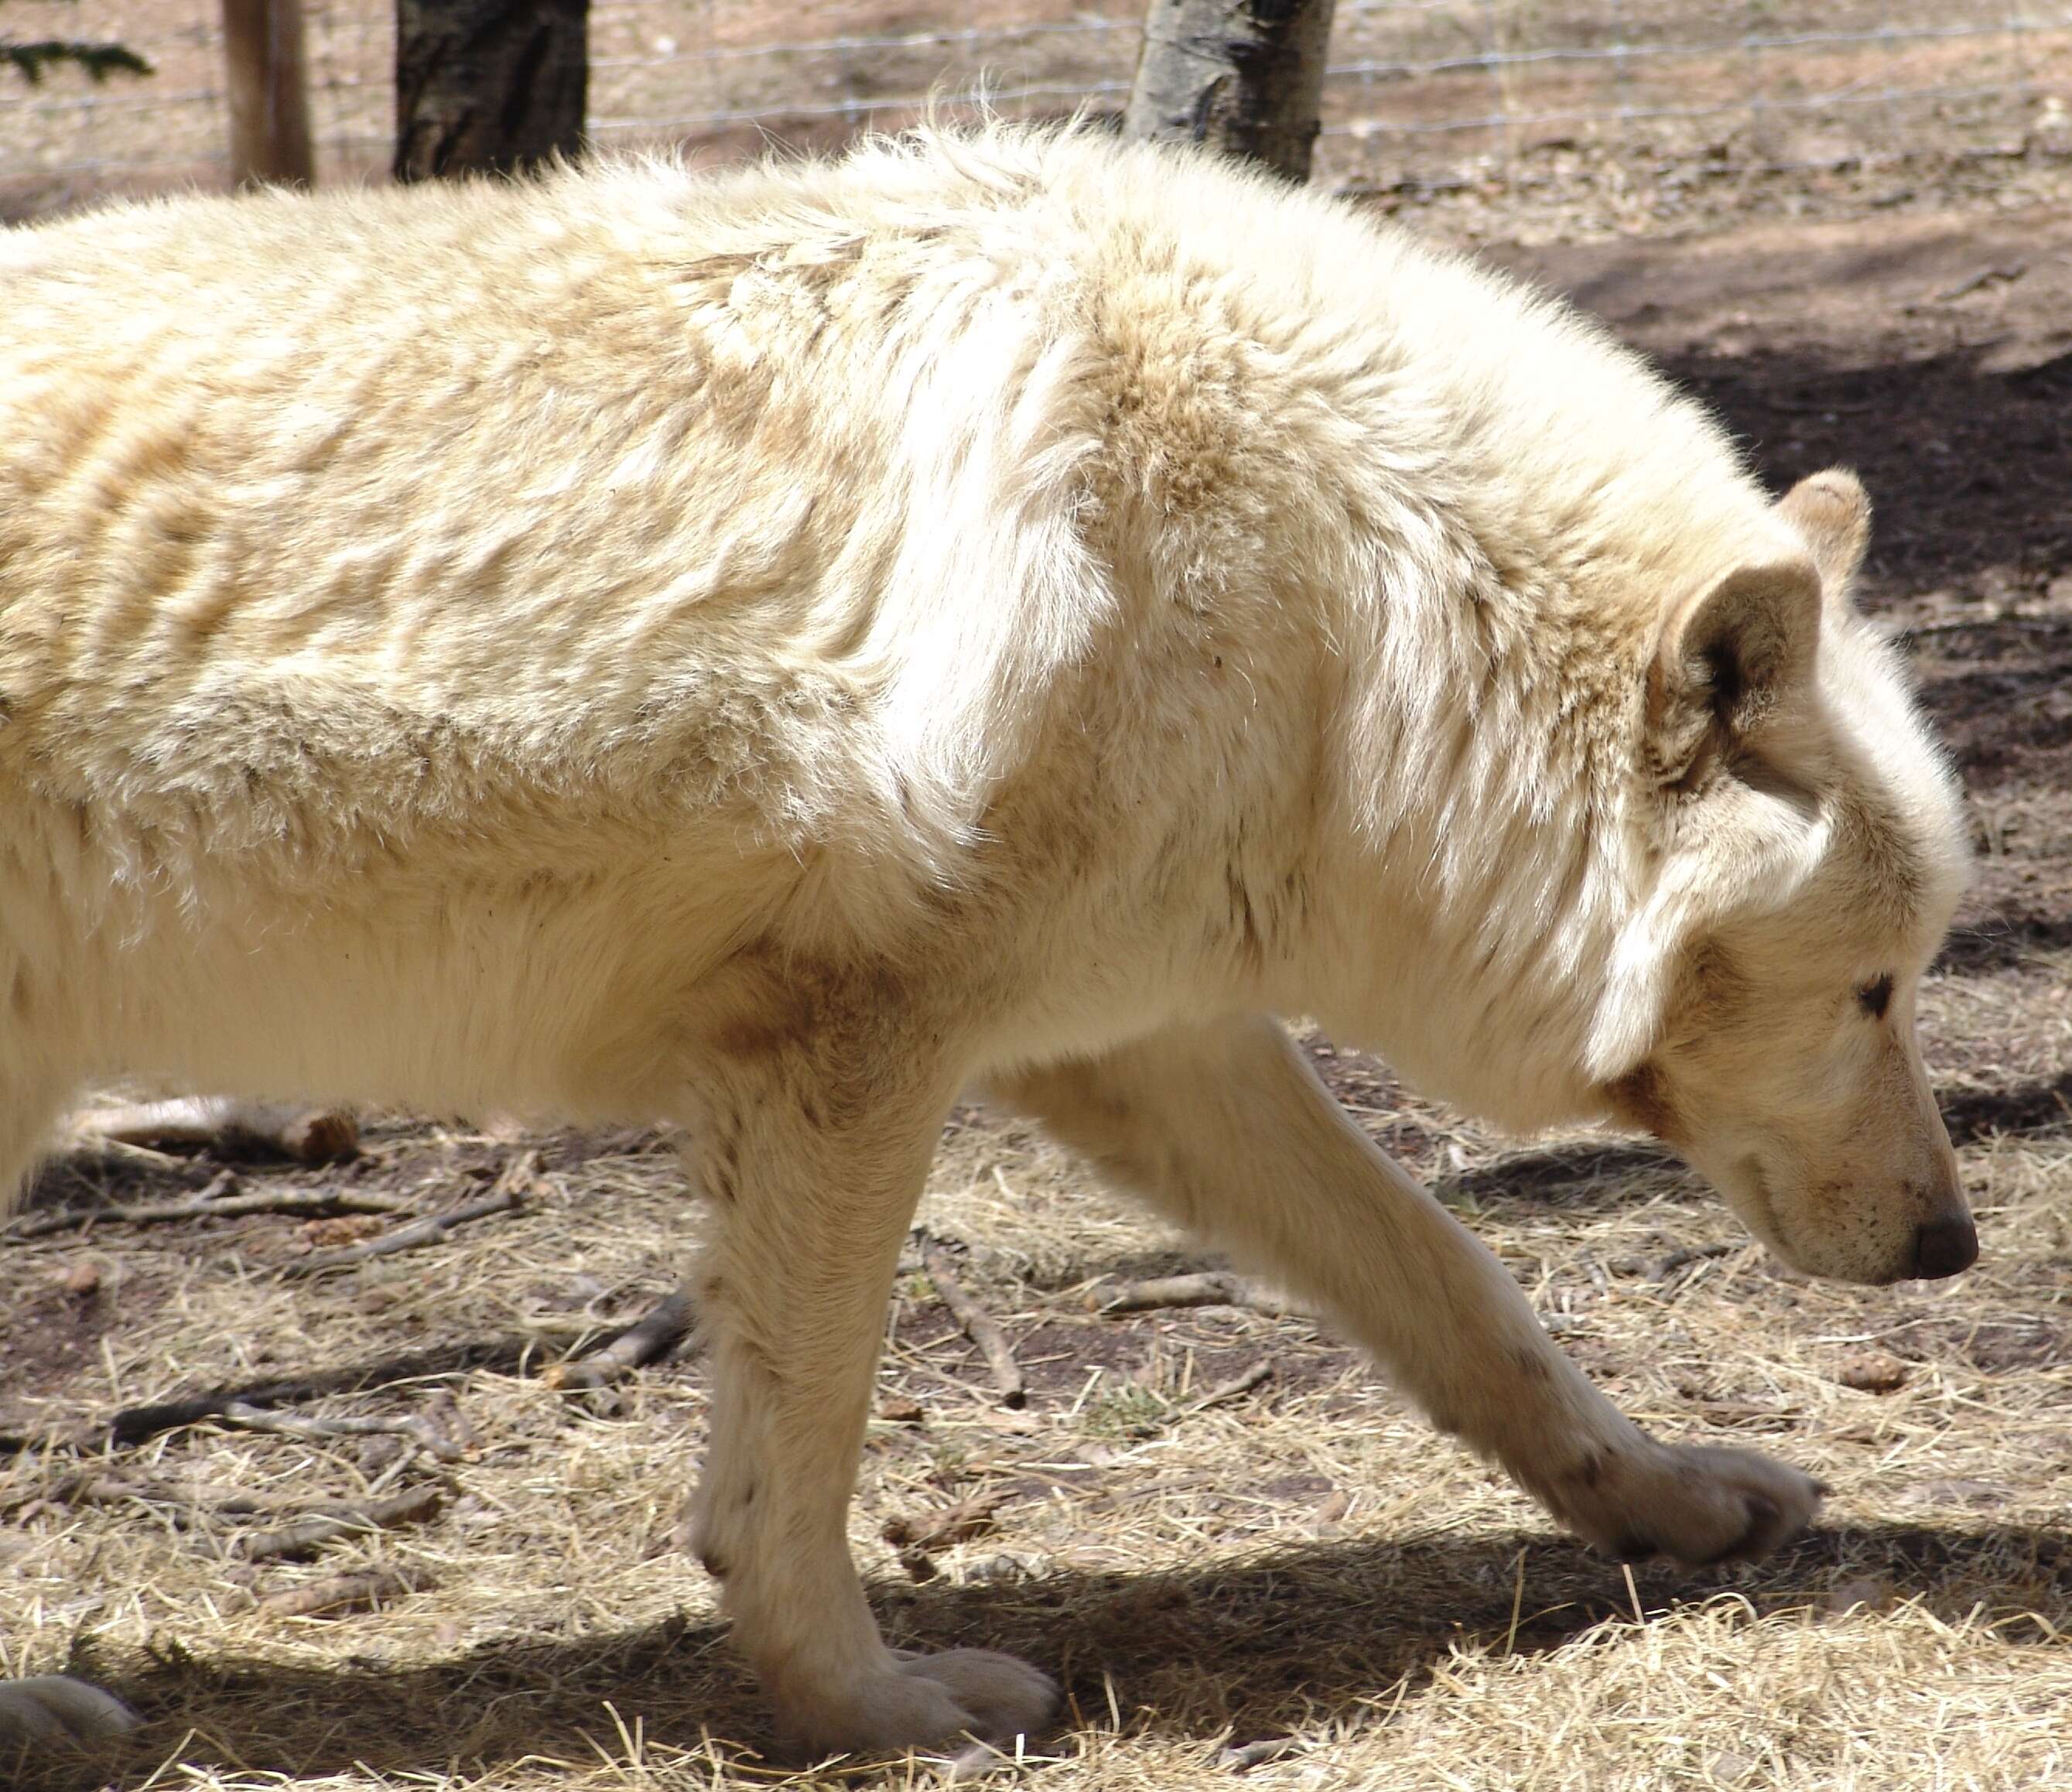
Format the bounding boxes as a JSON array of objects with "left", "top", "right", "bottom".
[
  {"left": 256, "top": 1565, "right": 427, "bottom": 1619},
  {"left": 882, "top": 1486, "right": 1011, "bottom": 1552},
  {"left": 1171, "top": 1361, "right": 1274, "bottom": 1418},
  {"left": 1091, "top": 1271, "right": 1308, "bottom": 1318}
]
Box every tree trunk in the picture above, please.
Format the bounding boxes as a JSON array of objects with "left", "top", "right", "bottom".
[
  {"left": 1121, "top": 0, "right": 1336, "bottom": 183},
  {"left": 222, "top": 0, "right": 313, "bottom": 189},
  {"left": 394, "top": 0, "right": 589, "bottom": 183}
]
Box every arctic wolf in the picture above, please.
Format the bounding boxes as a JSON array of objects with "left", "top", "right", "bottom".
[{"left": 0, "top": 125, "right": 1970, "bottom": 1758}]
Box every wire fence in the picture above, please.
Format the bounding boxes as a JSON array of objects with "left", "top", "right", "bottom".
[{"left": 5, "top": 2, "right": 2071, "bottom": 234}]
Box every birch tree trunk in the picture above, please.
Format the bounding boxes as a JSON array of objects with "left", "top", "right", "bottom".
[{"left": 1120, "top": 0, "right": 1336, "bottom": 183}]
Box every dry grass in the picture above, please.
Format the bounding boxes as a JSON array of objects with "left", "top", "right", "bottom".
[{"left": 2, "top": 966, "right": 2068, "bottom": 1792}]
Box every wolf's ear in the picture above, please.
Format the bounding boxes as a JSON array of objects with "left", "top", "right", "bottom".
[
  {"left": 1776, "top": 467, "right": 1870, "bottom": 597},
  {"left": 1646, "top": 555, "right": 1821, "bottom": 785}
]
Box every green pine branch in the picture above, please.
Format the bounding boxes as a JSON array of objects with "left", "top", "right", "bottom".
[
  {"left": 3, "top": 1, "right": 152, "bottom": 85},
  {"left": 5, "top": 39, "right": 153, "bottom": 84}
]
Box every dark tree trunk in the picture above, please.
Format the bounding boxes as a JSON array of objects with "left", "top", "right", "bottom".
[
  {"left": 394, "top": 0, "right": 589, "bottom": 183},
  {"left": 1120, "top": 0, "right": 1336, "bottom": 183},
  {"left": 222, "top": 0, "right": 313, "bottom": 189}
]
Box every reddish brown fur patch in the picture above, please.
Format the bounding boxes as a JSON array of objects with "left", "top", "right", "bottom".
[{"left": 1604, "top": 1061, "right": 1684, "bottom": 1144}]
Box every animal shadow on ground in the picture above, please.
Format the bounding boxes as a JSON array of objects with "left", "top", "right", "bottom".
[{"left": 17, "top": 1520, "right": 2066, "bottom": 1790}]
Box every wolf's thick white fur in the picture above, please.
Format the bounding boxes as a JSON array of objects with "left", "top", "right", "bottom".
[{"left": 0, "top": 125, "right": 1968, "bottom": 1756}]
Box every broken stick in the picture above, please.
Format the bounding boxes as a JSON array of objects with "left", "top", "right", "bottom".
[
  {"left": 282, "top": 1151, "right": 537, "bottom": 1278},
  {"left": 256, "top": 1565, "right": 428, "bottom": 1619},
  {"left": 882, "top": 1486, "right": 1014, "bottom": 1581},
  {"left": 71, "top": 1096, "right": 359, "bottom": 1164},
  {"left": 541, "top": 1289, "right": 696, "bottom": 1390},
  {"left": 221, "top": 1399, "right": 464, "bottom": 1464},
  {"left": 919, "top": 1235, "right": 1026, "bottom": 1407},
  {"left": 881, "top": 1487, "right": 1011, "bottom": 1553},
  {"left": 238, "top": 1485, "right": 444, "bottom": 1562},
  {"left": 6, "top": 1171, "right": 409, "bottom": 1240},
  {"left": 84, "top": 1337, "right": 532, "bottom": 1453},
  {"left": 1092, "top": 1271, "right": 1308, "bottom": 1319},
  {"left": 1171, "top": 1360, "right": 1273, "bottom": 1419}
]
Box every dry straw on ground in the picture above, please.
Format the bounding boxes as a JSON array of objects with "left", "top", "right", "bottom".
[{"left": 2, "top": 952, "right": 2068, "bottom": 1792}]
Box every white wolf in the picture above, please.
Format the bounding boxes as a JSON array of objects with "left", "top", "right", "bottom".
[{"left": 0, "top": 125, "right": 1969, "bottom": 1758}]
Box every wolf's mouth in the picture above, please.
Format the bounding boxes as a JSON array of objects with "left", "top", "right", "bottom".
[{"left": 1730, "top": 1153, "right": 1792, "bottom": 1259}]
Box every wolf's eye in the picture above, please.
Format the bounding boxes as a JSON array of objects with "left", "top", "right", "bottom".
[{"left": 1856, "top": 975, "right": 1893, "bottom": 1019}]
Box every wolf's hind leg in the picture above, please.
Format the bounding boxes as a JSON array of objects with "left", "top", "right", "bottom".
[
  {"left": 0, "top": 1675, "right": 139, "bottom": 1747},
  {"left": 993, "top": 1014, "right": 1822, "bottom": 1566},
  {"left": 683, "top": 1041, "right": 1055, "bottom": 1760}
]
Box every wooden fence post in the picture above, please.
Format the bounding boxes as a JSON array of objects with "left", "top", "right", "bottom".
[{"left": 222, "top": 0, "right": 313, "bottom": 189}]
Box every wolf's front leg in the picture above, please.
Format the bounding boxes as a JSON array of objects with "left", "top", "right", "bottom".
[
  {"left": 683, "top": 1050, "right": 1055, "bottom": 1760},
  {"left": 994, "top": 1014, "right": 1821, "bottom": 1565}
]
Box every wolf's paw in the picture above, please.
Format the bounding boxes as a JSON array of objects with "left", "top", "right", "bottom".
[
  {"left": 1540, "top": 1440, "right": 1824, "bottom": 1567},
  {"left": 0, "top": 1674, "right": 140, "bottom": 1746},
  {"left": 777, "top": 1648, "right": 1057, "bottom": 1762}
]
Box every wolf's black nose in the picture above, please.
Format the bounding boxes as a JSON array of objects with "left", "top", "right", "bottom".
[{"left": 1911, "top": 1215, "right": 1978, "bottom": 1280}]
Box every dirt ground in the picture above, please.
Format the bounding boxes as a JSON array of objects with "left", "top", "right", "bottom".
[{"left": 4, "top": 11, "right": 2072, "bottom": 1792}]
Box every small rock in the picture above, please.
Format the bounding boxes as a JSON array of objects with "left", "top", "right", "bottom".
[
  {"left": 877, "top": 1395, "right": 925, "bottom": 1424},
  {"left": 1834, "top": 1349, "right": 1909, "bottom": 1394},
  {"left": 357, "top": 1435, "right": 407, "bottom": 1476},
  {"left": 962, "top": 1553, "right": 1029, "bottom": 1583},
  {"left": 1823, "top": 1575, "right": 1891, "bottom": 1616},
  {"left": 1311, "top": 1489, "right": 1351, "bottom": 1534},
  {"left": 53, "top": 1260, "right": 101, "bottom": 1298},
  {"left": 299, "top": 1212, "right": 387, "bottom": 1250}
]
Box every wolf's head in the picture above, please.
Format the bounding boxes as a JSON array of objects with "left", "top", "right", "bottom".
[{"left": 1585, "top": 470, "right": 1973, "bottom": 1286}]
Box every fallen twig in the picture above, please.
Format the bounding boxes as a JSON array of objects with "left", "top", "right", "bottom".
[
  {"left": 77, "top": 1096, "right": 360, "bottom": 1164},
  {"left": 882, "top": 1487, "right": 1011, "bottom": 1553},
  {"left": 256, "top": 1565, "right": 428, "bottom": 1619},
  {"left": 282, "top": 1151, "right": 537, "bottom": 1278},
  {"left": 3, "top": 1472, "right": 173, "bottom": 1521},
  {"left": 1171, "top": 1362, "right": 1274, "bottom": 1419},
  {"left": 1653, "top": 1242, "right": 1735, "bottom": 1281},
  {"left": 1930, "top": 262, "right": 2026, "bottom": 303},
  {"left": 0, "top": 1339, "right": 536, "bottom": 1459},
  {"left": 220, "top": 1399, "right": 464, "bottom": 1464},
  {"left": 1092, "top": 1271, "right": 1308, "bottom": 1319},
  {"left": 237, "top": 1485, "right": 444, "bottom": 1562},
  {"left": 920, "top": 1236, "right": 1026, "bottom": 1408},
  {"left": 541, "top": 1289, "right": 696, "bottom": 1390},
  {"left": 1222, "top": 1736, "right": 1303, "bottom": 1771},
  {"left": 883, "top": 1487, "right": 1013, "bottom": 1579},
  {"left": 6, "top": 1171, "right": 409, "bottom": 1240}
]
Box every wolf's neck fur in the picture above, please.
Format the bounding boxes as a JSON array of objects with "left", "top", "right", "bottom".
[{"left": 955, "top": 125, "right": 1787, "bottom": 1128}]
